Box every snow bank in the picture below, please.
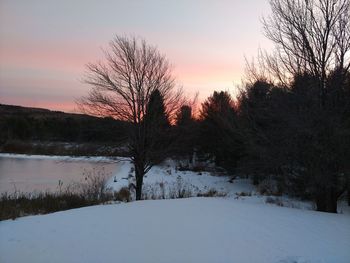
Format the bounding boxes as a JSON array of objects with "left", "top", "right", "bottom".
[{"left": 1, "top": 198, "right": 349, "bottom": 263}]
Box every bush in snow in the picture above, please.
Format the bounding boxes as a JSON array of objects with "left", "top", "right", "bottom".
[{"left": 114, "top": 187, "right": 131, "bottom": 202}]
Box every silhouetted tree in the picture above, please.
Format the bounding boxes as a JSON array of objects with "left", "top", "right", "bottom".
[
  {"left": 237, "top": 80, "right": 289, "bottom": 186},
  {"left": 143, "top": 89, "right": 171, "bottom": 165},
  {"left": 176, "top": 105, "right": 192, "bottom": 127},
  {"left": 79, "top": 35, "right": 184, "bottom": 200},
  {"left": 173, "top": 105, "right": 198, "bottom": 164},
  {"left": 240, "top": 0, "right": 350, "bottom": 212},
  {"left": 239, "top": 70, "right": 350, "bottom": 211},
  {"left": 262, "top": 0, "right": 350, "bottom": 93},
  {"left": 145, "top": 89, "right": 169, "bottom": 128},
  {"left": 199, "top": 91, "right": 243, "bottom": 173},
  {"left": 289, "top": 71, "right": 350, "bottom": 212}
]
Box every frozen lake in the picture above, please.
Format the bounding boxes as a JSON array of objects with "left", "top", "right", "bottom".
[{"left": 0, "top": 154, "right": 120, "bottom": 194}]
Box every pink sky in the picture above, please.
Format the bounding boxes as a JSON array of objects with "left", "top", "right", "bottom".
[{"left": 0, "top": 0, "right": 273, "bottom": 113}]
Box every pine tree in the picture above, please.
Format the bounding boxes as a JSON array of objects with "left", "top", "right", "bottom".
[
  {"left": 199, "top": 91, "right": 243, "bottom": 173},
  {"left": 143, "top": 89, "right": 170, "bottom": 164}
]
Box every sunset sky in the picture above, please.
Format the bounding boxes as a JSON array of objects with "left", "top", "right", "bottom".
[{"left": 0, "top": 0, "right": 273, "bottom": 113}]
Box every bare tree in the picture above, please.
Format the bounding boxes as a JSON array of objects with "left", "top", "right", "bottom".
[
  {"left": 262, "top": 0, "right": 350, "bottom": 101},
  {"left": 241, "top": 0, "right": 350, "bottom": 212},
  {"left": 78, "top": 35, "right": 184, "bottom": 200},
  {"left": 257, "top": 0, "right": 350, "bottom": 212}
]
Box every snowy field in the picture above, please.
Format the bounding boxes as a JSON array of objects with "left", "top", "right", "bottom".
[
  {"left": 1, "top": 198, "right": 349, "bottom": 263},
  {"left": 1, "top": 155, "right": 350, "bottom": 263}
]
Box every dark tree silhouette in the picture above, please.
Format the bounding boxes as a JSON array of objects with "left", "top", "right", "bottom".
[
  {"left": 239, "top": 0, "right": 350, "bottom": 212},
  {"left": 176, "top": 105, "right": 192, "bottom": 127},
  {"left": 262, "top": 0, "right": 350, "bottom": 93},
  {"left": 239, "top": 71, "right": 350, "bottom": 212},
  {"left": 143, "top": 89, "right": 171, "bottom": 163},
  {"left": 237, "top": 80, "right": 283, "bottom": 185},
  {"left": 173, "top": 105, "right": 198, "bottom": 165},
  {"left": 199, "top": 91, "right": 243, "bottom": 173},
  {"left": 79, "top": 35, "right": 184, "bottom": 200}
]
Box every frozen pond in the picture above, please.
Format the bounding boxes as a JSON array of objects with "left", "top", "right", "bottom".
[{"left": 0, "top": 154, "right": 120, "bottom": 194}]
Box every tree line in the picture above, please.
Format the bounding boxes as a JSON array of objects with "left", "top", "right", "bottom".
[
  {"left": 152, "top": 73, "right": 350, "bottom": 215},
  {"left": 178, "top": 0, "right": 350, "bottom": 213},
  {"left": 0, "top": 104, "right": 128, "bottom": 143}
]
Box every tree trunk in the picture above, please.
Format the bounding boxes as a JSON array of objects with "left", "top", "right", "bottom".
[
  {"left": 252, "top": 173, "right": 260, "bottom": 185},
  {"left": 315, "top": 188, "right": 338, "bottom": 213},
  {"left": 135, "top": 174, "right": 144, "bottom": 201},
  {"left": 347, "top": 178, "right": 350, "bottom": 206},
  {"left": 315, "top": 192, "right": 326, "bottom": 212},
  {"left": 134, "top": 159, "right": 145, "bottom": 201}
]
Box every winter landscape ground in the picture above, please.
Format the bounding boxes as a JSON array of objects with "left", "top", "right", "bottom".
[
  {"left": 2, "top": 0, "right": 350, "bottom": 262},
  {"left": 0, "top": 155, "right": 349, "bottom": 263}
]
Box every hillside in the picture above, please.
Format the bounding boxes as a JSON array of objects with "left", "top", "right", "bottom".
[
  {"left": 0, "top": 104, "right": 128, "bottom": 142},
  {"left": 0, "top": 104, "right": 78, "bottom": 118},
  {"left": 0, "top": 104, "right": 129, "bottom": 155}
]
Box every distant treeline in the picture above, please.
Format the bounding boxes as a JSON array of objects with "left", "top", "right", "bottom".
[{"left": 0, "top": 104, "right": 128, "bottom": 143}]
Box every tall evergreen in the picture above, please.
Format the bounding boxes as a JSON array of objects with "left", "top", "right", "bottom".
[
  {"left": 199, "top": 91, "right": 243, "bottom": 173},
  {"left": 143, "top": 89, "right": 170, "bottom": 164}
]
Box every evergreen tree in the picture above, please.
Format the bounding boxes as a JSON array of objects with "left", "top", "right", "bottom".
[
  {"left": 199, "top": 91, "right": 243, "bottom": 173},
  {"left": 143, "top": 89, "right": 171, "bottom": 164},
  {"left": 173, "top": 105, "right": 198, "bottom": 163}
]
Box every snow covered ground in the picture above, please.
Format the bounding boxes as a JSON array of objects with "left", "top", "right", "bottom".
[
  {"left": 1, "top": 198, "right": 349, "bottom": 263},
  {"left": 106, "top": 159, "right": 317, "bottom": 211},
  {"left": 1, "top": 156, "right": 350, "bottom": 263},
  {"left": 106, "top": 159, "right": 253, "bottom": 198}
]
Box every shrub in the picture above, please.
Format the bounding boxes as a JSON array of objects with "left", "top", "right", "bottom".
[
  {"left": 81, "top": 168, "right": 111, "bottom": 201},
  {"left": 0, "top": 171, "right": 114, "bottom": 221},
  {"left": 114, "top": 187, "right": 131, "bottom": 202},
  {"left": 0, "top": 191, "right": 94, "bottom": 221},
  {"left": 198, "top": 189, "right": 227, "bottom": 197},
  {"left": 235, "top": 191, "right": 252, "bottom": 197},
  {"left": 258, "top": 178, "right": 281, "bottom": 196},
  {"left": 265, "top": 196, "right": 284, "bottom": 206}
]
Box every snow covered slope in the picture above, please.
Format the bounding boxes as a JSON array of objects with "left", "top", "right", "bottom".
[{"left": 1, "top": 198, "right": 349, "bottom": 263}]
